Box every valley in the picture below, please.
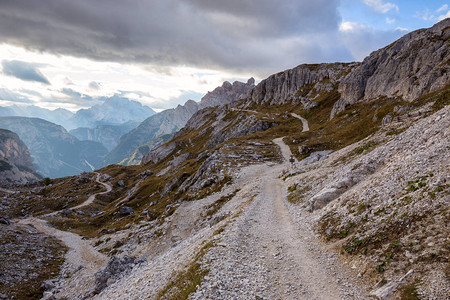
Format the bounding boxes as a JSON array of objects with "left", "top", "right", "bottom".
[{"left": 0, "top": 18, "right": 448, "bottom": 300}]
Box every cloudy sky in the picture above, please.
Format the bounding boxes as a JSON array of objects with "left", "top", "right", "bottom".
[{"left": 0, "top": 0, "right": 448, "bottom": 112}]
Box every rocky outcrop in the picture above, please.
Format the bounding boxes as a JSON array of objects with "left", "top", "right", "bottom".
[
  {"left": 121, "top": 133, "right": 174, "bottom": 166},
  {"left": 0, "top": 117, "right": 107, "bottom": 178},
  {"left": 199, "top": 78, "right": 255, "bottom": 109},
  {"left": 94, "top": 255, "right": 144, "bottom": 294},
  {"left": 0, "top": 129, "right": 39, "bottom": 185},
  {"left": 248, "top": 63, "right": 353, "bottom": 106},
  {"left": 333, "top": 18, "right": 450, "bottom": 117},
  {"left": 309, "top": 160, "right": 377, "bottom": 211},
  {"left": 106, "top": 79, "right": 255, "bottom": 165},
  {"left": 141, "top": 141, "right": 177, "bottom": 165}
]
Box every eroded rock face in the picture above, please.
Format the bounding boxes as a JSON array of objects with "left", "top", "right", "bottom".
[
  {"left": 333, "top": 18, "right": 450, "bottom": 117},
  {"left": 198, "top": 78, "right": 255, "bottom": 109},
  {"left": 248, "top": 63, "right": 353, "bottom": 106},
  {"left": 141, "top": 141, "right": 177, "bottom": 165},
  {"left": 0, "top": 129, "right": 39, "bottom": 185}
]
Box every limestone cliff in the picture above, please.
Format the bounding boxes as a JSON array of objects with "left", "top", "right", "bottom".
[
  {"left": 247, "top": 63, "right": 354, "bottom": 107},
  {"left": 333, "top": 18, "right": 450, "bottom": 117}
]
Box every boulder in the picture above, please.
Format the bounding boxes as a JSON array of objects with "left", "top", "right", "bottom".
[
  {"left": 119, "top": 206, "right": 134, "bottom": 216},
  {"left": 94, "top": 255, "right": 145, "bottom": 293},
  {"left": 0, "top": 216, "right": 10, "bottom": 225}
]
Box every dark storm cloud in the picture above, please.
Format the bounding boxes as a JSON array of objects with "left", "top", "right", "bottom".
[
  {"left": 0, "top": 0, "right": 351, "bottom": 75},
  {"left": 1, "top": 60, "right": 50, "bottom": 84}
]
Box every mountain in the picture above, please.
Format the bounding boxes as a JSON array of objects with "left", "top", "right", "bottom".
[
  {"left": 1, "top": 20, "right": 449, "bottom": 300},
  {"left": 69, "top": 95, "right": 155, "bottom": 129},
  {"left": 0, "top": 117, "right": 108, "bottom": 178},
  {"left": 0, "top": 105, "right": 75, "bottom": 130},
  {"left": 332, "top": 19, "right": 450, "bottom": 117},
  {"left": 104, "top": 78, "right": 255, "bottom": 165},
  {"left": 69, "top": 121, "right": 141, "bottom": 151},
  {"left": 0, "top": 129, "right": 40, "bottom": 185}
]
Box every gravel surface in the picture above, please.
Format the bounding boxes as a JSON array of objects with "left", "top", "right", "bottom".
[{"left": 191, "top": 139, "right": 367, "bottom": 299}]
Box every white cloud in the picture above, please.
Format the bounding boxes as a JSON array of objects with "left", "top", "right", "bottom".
[
  {"left": 363, "top": 0, "right": 399, "bottom": 14},
  {"left": 339, "top": 21, "right": 370, "bottom": 32},
  {"left": 438, "top": 10, "right": 450, "bottom": 21},
  {"left": 416, "top": 5, "right": 450, "bottom": 22},
  {"left": 0, "top": 44, "right": 253, "bottom": 111},
  {"left": 437, "top": 4, "right": 448, "bottom": 13},
  {"left": 339, "top": 21, "right": 407, "bottom": 60},
  {"left": 395, "top": 27, "right": 409, "bottom": 32},
  {"left": 385, "top": 17, "right": 396, "bottom": 24}
]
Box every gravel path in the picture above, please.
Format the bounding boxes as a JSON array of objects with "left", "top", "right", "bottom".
[
  {"left": 72, "top": 172, "right": 113, "bottom": 210},
  {"left": 192, "top": 138, "right": 367, "bottom": 299},
  {"left": 291, "top": 113, "right": 309, "bottom": 132},
  {"left": 18, "top": 217, "right": 107, "bottom": 271},
  {"left": 13, "top": 172, "right": 112, "bottom": 298}
]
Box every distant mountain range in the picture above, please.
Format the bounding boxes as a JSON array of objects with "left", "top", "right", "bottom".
[
  {"left": 69, "top": 95, "right": 155, "bottom": 129},
  {"left": 0, "top": 105, "right": 75, "bottom": 130},
  {"left": 0, "top": 95, "right": 155, "bottom": 130},
  {"left": 104, "top": 79, "right": 255, "bottom": 165},
  {"left": 0, "top": 117, "right": 108, "bottom": 178},
  {"left": 69, "top": 121, "right": 141, "bottom": 151},
  {"left": 0, "top": 80, "right": 255, "bottom": 176}
]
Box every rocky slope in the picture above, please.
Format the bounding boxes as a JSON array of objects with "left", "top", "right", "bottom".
[
  {"left": 104, "top": 78, "right": 255, "bottom": 165},
  {"left": 69, "top": 121, "right": 141, "bottom": 151},
  {"left": 1, "top": 20, "right": 449, "bottom": 300},
  {"left": 0, "top": 129, "right": 40, "bottom": 185},
  {"left": 332, "top": 19, "right": 450, "bottom": 117},
  {"left": 0, "top": 117, "right": 108, "bottom": 178}
]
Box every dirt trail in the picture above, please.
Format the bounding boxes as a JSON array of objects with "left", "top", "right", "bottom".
[
  {"left": 291, "top": 112, "right": 309, "bottom": 132},
  {"left": 247, "top": 139, "right": 364, "bottom": 298},
  {"left": 72, "top": 172, "right": 113, "bottom": 210},
  {"left": 18, "top": 217, "right": 107, "bottom": 271},
  {"left": 193, "top": 138, "right": 366, "bottom": 299},
  {"left": 16, "top": 171, "right": 111, "bottom": 267},
  {"left": 13, "top": 172, "right": 112, "bottom": 298},
  {"left": 273, "top": 137, "right": 295, "bottom": 163}
]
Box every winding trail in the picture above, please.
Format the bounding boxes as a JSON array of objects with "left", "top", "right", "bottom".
[
  {"left": 72, "top": 172, "right": 112, "bottom": 210},
  {"left": 18, "top": 217, "right": 107, "bottom": 271},
  {"left": 291, "top": 112, "right": 309, "bottom": 132},
  {"left": 191, "top": 137, "right": 366, "bottom": 299},
  {"left": 14, "top": 171, "right": 113, "bottom": 294}
]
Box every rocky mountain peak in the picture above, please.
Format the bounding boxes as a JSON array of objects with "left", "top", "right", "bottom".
[
  {"left": 247, "top": 63, "right": 353, "bottom": 107},
  {"left": 332, "top": 18, "right": 450, "bottom": 117},
  {"left": 198, "top": 78, "right": 255, "bottom": 109}
]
